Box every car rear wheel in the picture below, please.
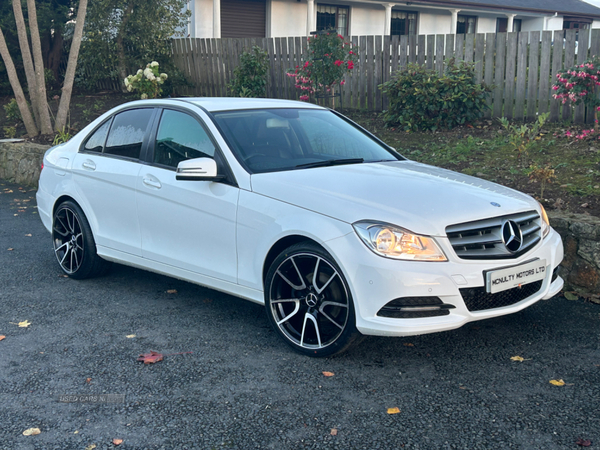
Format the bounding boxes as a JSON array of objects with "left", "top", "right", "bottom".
[
  {"left": 265, "top": 242, "right": 360, "bottom": 357},
  {"left": 52, "top": 200, "right": 110, "bottom": 279}
]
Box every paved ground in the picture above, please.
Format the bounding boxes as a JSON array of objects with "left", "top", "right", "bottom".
[{"left": 1, "top": 179, "right": 599, "bottom": 450}]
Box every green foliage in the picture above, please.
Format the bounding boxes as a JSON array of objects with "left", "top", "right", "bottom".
[
  {"left": 3, "top": 99, "right": 22, "bottom": 122},
  {"left": 78, "top": 0, "right": 190, "bottom": 90},
  {"left": 499, "top": 113, "right": 549, "bottom": 159},
  {"left": 53, "top": 127, "right": 72, "bottom": 145},
  {"left": 228, "top": 46, "right": 269, "bottom": 98},
  {"left": 3, "top": 126, "right": 17, "bottom": 139},
  {"left": 380, "top": 59, "right": 491, "bottom": 131},
  {"left": 125, "top": 61, "right": 168, "bottom": 99},
  {"left": 288, "top": 30, "right": 357, "bottom": 102}
]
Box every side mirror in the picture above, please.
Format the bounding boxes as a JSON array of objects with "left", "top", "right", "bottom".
[{"left": 176, "top": 157, "right": 224, "bottom": 181}]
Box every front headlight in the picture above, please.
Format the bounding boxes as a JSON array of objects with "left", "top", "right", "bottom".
[
  {"left": 539, "top": 202, "right": 550, "bottom": 238},
  {"left": 353, "top": 221, "right": 447, "bottom": 261}
]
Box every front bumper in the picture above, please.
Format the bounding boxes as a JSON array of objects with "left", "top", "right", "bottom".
[{"left": 325, "top": 228, "right": 564, "bottom": 337}]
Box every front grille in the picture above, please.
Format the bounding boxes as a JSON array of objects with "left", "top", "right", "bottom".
[
  {"left": 460, "top": 280, "right": 543, "bottom": 312},
  {"left": 377, "top": 296, "right": 454, "bottom": 319},
  {"left": 446, "top": 211, "right": 541, "bottom": 260}
]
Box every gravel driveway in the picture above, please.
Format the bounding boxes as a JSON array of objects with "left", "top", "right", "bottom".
[{"left": 1, "top": 180, "right": 599, "bottom": 450}]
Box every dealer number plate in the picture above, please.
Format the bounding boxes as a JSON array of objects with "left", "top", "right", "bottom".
[{"left": 485, "top": 259, "right": 547, "bottom": 294}]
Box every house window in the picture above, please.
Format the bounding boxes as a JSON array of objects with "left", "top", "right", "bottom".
[
  {"left": 317, "top": 5, "right": 349, "bottom": 36},
  {"left": 391, "top": 11, "right": 417, "bottom": 36},
  {"left": 563, "top": 17, "right": 591, "bottom": 40},
  {"left": 496, "top": 18, "right": 521, "bottom": 33},
  {"left": 457, "top": 15, "right": 476, "bottom": 34}
]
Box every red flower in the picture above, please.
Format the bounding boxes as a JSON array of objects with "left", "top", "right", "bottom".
[
  {"left": 334, "top": 60, "right": 343, "bottom": 67},
  {"left": 347, "top": 61, "right": 354, "bottom": 70},
  {"left": 304, "top": 61, "right": 310, "bottom": 68}
]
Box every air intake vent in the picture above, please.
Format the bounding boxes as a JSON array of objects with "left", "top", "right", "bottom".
[
  {"left": 460, "top": 281, "right": 543, "bottom": 312},
  {"left": 446, "top": 211, "right": 541, "bottom": 260}
]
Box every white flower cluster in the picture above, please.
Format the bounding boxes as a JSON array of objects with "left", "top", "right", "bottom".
[{"left": 124, "top": 61, "right": 169, "bottom": 98}]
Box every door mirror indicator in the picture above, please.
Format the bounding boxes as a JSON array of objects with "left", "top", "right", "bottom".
[{"left": 176, "top": 157, "right": 224, "bottom": 181}]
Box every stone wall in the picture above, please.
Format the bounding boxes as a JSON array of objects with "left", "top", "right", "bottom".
[
  {"left": 0, "top": 141, "right": 598, "bottom": 298},
  {"left": 549, "top": 212, "right": 600, "bottom": 297},
  {"left": 0, "top": 140, "right": 48, "bottom": 187}
]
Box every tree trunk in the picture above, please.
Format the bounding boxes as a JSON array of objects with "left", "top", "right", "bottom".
[
  {"left": 26, "top": 0, "right": 54, "bottom": 135},
  {"left": 116, "top": 1, "right": 134, "bottom": 92},
  {"left": 11, "top": 0, "right": 41, "bottom": 129},
  {"left": 0, "top": 28, "right": 38, "bottom": 136},
  {"left": 55, "top": 0, "right": 88, "bottom": 132}
]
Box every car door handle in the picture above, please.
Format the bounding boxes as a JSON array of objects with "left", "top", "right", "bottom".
[
  {"left": 82, "top": 160, "right": 96, "bottom": 171},
  {"left": 142, "top": 175, "right": 162, "bottom": 189}
]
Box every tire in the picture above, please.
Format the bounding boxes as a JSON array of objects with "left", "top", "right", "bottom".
[
  {"left": 52, "top": 200, "right": 111, "bottom": 279},
  {"left": 265, "top": 242, "right": 361, "bottom": 357}
]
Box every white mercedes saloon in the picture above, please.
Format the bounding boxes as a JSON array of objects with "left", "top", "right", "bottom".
[{"left": 36, "top": 98, "right": 564, "bottom": 356}]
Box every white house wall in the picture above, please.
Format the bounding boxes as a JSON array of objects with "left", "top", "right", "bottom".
[
  {"left": 418, "top": 11, "right": 451, "bottom": 35},
  {"left": 349, "top": 4, "right": 386, "bottom": 36},
  {"left": 194, "top": 0, "right": 214, "bottom": 38},
  {"left": 477, "top": 16, "right": 496, "bottom": 33},
  {"left": 271, "top": 0, "right": 306, "bottom": 36}
]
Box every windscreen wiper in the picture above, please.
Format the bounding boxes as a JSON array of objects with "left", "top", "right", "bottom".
[{"left": 295, "top": 158, "right": 364, "bottom": 169}]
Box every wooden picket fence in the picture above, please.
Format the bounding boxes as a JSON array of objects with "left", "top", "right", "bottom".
[{"left": 171, "top": 29, "right": 600, "bottom": 122}]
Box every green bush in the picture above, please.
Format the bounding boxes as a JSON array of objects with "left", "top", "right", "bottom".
[
  {"left": 3, "top": 98, "right": 22, "bottom": 122},
  {"left": 380, "top": 59, "right": 491, "bottom": 131},
  {"left": 229, "top": 46, "right": 269, "bottom": 98}
]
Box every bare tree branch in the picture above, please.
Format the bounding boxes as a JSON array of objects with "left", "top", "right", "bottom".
[
  {"left": 56, "top": 0, "right": 88, "bottom": 131},
  {"left": 26, "top": 0, "right": 53, "bottom": 135},
  {"left": 0, "top": 27, "right": 38, "bottom": 137},
  {"left": 11, "top": 0, "right": 41, "bottom": 129}
]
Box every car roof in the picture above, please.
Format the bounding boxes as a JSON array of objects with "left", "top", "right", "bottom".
[{"left": 182, "top": 97, "right": 326, "bottom": 112}]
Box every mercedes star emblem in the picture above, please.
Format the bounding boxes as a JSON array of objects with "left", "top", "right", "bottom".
[{"left": 501, "top": 220, "right": 523, "bottom": 253}]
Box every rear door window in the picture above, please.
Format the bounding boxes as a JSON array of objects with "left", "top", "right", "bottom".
[
  {"left": 83, "top": 120, "right": 111, "bottom": 153},
  {"left": 104, "top": 109, "right": 154, "bottom": 159}
]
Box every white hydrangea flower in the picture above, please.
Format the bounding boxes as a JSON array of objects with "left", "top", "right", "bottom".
[
  {"left": 160, "top": 73, "right": 168, "bottom": 80},
  {"left": 137, "top": 69, "right": 143, "bottom": 75},
  {"left": 127, "top": 84, "right": 133, "bottom": 92},
  {"left": 124, "top": 77, "right": 129, "bottom": 86},
  {"left": 141, "top": 93, "right": 148, "bottom": 99},
  {"left": 143, "top": 67, "right": 153, "bottom": 78},
  {"left": 150, "top": 61, "right": 159, "bottom": 67}
]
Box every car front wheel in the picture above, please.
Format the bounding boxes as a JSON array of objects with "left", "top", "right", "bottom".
[
  {"left": 265, "top": 242, "right": 360, "bottom": 357},
  {"left": 52, "top": 200, "right": 110, "bottom": 279}
]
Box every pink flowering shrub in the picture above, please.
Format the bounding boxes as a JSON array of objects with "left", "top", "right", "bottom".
[
  {"left": 287, "top": 29, "right": 358, "bottom": 104},
  {"left": 553, "top": 57, "right": 600, "bottom": 129}
]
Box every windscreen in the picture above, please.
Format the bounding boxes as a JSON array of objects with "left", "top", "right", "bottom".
[{"left": 212, "top": 108, "right": 402, "bottom": 173}]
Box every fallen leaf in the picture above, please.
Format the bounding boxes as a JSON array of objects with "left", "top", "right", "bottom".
[
  {"left": 387, "top": 407, "right": 401, "bottom": 414},
  {"left": 126, "top": 334, "right": 136, "bottom": 338},
  {"left": 550, "top": 379, "right": 566, "bottom": 386},
  {"left": 22, "top": 428, "right": 41, "bottom": 436},
  {"left": 113, "top": 438, "right": 124, "bottom": 445},
  {"left": 86, "top": 378, "right": 92, "bottom": 384},
  {"left": 576, "top": 438, "right": 592, "bottom": 447},
  {"left": 24, "top": 233, "right": 32, "bottom": 237},
  {"left": 564, "top": 291, "right": 579, "bottom": 301},
  {"left": 403, "top": 343, "right": 414, "bottom": 347},
  {"left": 0, "top": 335, "right": 5, "bottom": 341},
  {"left": 7, "top": 248, "right": 13, "bottom": 251},
  {"left": 137, "top": 351, "right": 163, "bottom": 364},
  {"left": 85, "top": 445, "right": 96, "bottom": 450},
  {"left": 166, "top": 289, "right": 177, "bottom": 294},
  {"left": 330, "top": 429, "right": 338, "bottom": 436},
  {"left": 74, "top": 430, "right": 79, "bottom": 434},
  {"left": 510, "top": 356, "right": 531, "bottom": 362},
  {"left": 322, "top": 371, "right": 335, "bottom": 377},
  {"left": 18, "top": 320, "right": 31, "bottom": 328}
]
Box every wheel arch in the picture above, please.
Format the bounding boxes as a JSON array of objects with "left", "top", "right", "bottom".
[
  {"left": 52, "top": 195, "right": 82, "bottom": 217},
  {"left": 262, "top": 235, "right": 323, "bottom": 285}
]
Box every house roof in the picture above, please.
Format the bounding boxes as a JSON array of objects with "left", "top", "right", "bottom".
[{"left": 415, "top": 0, "right": 600, "bottom": 18}]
